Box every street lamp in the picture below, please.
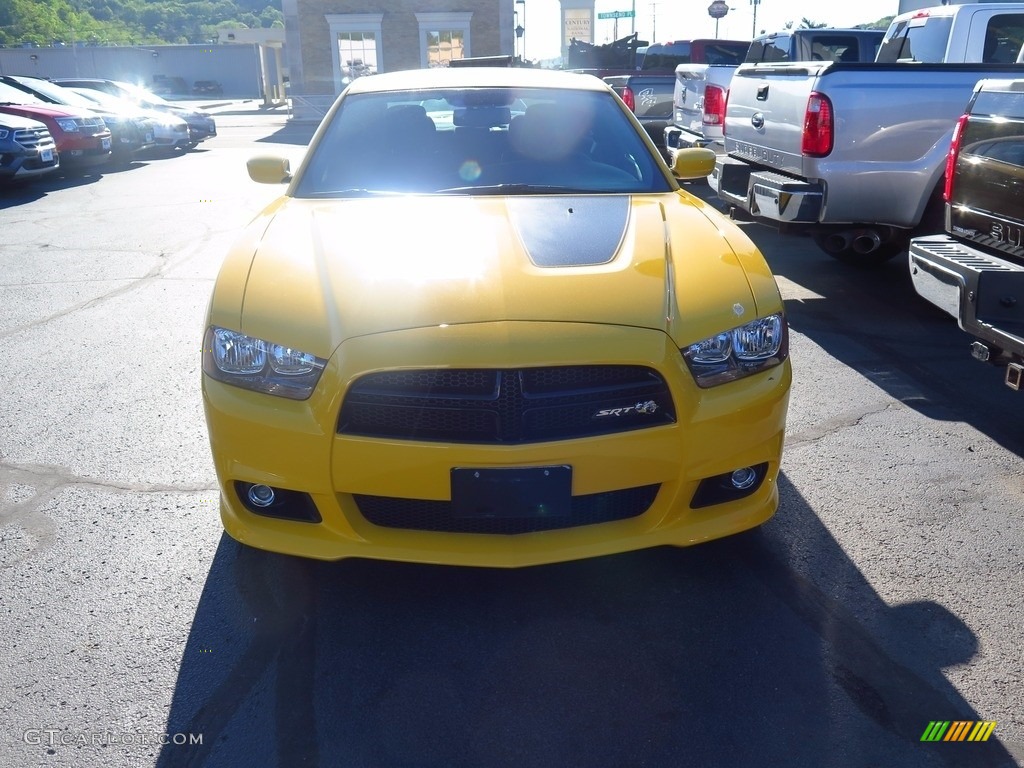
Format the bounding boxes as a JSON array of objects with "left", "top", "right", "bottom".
[{"left": 516, "top": 0, "right": 526, "bottom": 60}]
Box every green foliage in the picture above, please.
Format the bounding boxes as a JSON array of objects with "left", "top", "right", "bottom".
[
  {"left": 800, "top": 18, "right": 829, "bottom": 30},
  {"left": 0, "top": 0, "right": 283, "bottom": 46},
  {"left": 857, "top": 16, "right": 895, "bottom": 31}
]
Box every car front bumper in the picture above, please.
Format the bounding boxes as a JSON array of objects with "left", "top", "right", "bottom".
[
  {"left": 0, "top": 145, "right": 59, "bottom": 180},
  {"left": 203, "top": 321, "right": 791, "bottom": 567}
]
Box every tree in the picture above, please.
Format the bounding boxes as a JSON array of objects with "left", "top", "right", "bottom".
[
  {"left": 0, "top": 0, "right": 285, "bottom": 46},
  {"left": 857, "top": 16, "right": 895, "bottom": 31}
]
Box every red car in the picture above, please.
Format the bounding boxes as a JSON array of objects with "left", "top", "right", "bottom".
[{"left": 0, "top": 80, "right": 111, "bottom": 170}]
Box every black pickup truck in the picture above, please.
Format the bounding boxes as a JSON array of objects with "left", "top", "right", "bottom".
[{"left": 909, "top": 78, "right": 1024, "bottom": 391}]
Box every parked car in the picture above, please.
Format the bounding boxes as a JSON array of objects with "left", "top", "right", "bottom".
[
  {"left": 0, "top": 80, "right": 110, "bottom": 170},
  {"left": 1, "top": 75, "right": 154, "bottom": 163},
  {"left": 52, "top": 78, "right": 216, "bottom": 147},
  {"left": 66, "top": 87, "right": 190, "bottom": 152},
  {"left": 192, "top": 80, "right": 223, "bottom": 96},
  {"left": 909, "top": 77, "right": 1024, "bottom": 391},
  {"left": 201, "top": 67, "right": 791, "bottom": 566},
  {"left": 0, "top": 112, "right": 59, "bottom": 182},
  {"left": 150, "top": 75, "right": 188, "bottom": 96}
]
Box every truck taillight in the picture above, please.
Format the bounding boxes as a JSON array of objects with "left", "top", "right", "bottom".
[
  {"left": 622, "top": 86, "right": 636, "bottom": 112},
  {"left": 703, "top": 84, "right": 727, "bottom": 126},
  {"left": 722, "top": 88, "right": 730, "bottom": 136},
  {"left": 801, "top": 91, "right": 833, "bottom": 157},
  {"left": 944, "top": 114, "right": 969, "bottom": 202}
]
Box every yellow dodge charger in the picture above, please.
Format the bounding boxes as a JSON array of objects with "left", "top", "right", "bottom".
[{"left": 202, "top": 68, "right": 790, "bottom": 567}]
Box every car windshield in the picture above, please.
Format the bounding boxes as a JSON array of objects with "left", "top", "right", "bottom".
[
  {"left": 68, "top": 88, "right": 119, "bottom": 107},
  {"left": 116, "top": 82, "right": 173, "bottom": 108},
  {"left": 12, "top": 77, "right": 97, "bottom": 108},
  {"left": 295, "top": 86, "right": 673, "bottom": 197},
  {"left": 0, "top": 80, "right": 47, "bottom": 106}
]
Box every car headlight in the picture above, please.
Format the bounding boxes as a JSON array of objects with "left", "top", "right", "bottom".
[
  {"left": 202, "top": 326, "right": 327, "bottom": 400},
  {"left": 55, "top": 118, "right": 79, "bottom": 132},
  {"left": 0, "top": 129, "right": 8, "bottom": 140},
  {"left": 683, "top": 313, "right": 788, "bottom": 387}
]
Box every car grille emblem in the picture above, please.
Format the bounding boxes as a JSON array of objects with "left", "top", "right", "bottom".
[{"left": 594, "top": 400, "right": 659, "bottom": 419}]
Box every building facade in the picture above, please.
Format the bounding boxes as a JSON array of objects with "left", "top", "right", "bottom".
[{"left": 284, "top": 0, "right": 515, "bottom": 100}]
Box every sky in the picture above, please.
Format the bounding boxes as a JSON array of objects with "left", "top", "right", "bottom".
[{"left": 520, "top": 0, "right": 903, "bottom": 61}]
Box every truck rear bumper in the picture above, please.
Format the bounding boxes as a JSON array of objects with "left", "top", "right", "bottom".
[
  {"left": 909, "top": 235, "right": 1024, "bottom": 361},
  {"left": 710, "top": 156, "right": 823, "bottom": 224}
]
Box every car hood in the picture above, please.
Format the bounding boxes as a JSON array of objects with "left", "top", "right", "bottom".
[
  {"left": 0, "top": 111, "right": 50, "bottom": 130},
  {"left": 0, "top": 103, "right": 84, "bottom": 120},
  {"left": 166, "top": 105, "right": 209, "bottom": 120},
  {"left": 223, "top": 194, "right": 762, "bottom": 358}
]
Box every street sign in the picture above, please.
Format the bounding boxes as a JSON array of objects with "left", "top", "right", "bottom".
[
  {"left": 708, "top": 1, "right": 729, "bottom": 19},
  {"left": 597, "top": 10, "right": 635, "bottom": 19}
]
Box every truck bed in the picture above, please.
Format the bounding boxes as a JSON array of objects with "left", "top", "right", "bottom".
[{"left": 715, "top": 62, "right": 1024, "bottom": 229}]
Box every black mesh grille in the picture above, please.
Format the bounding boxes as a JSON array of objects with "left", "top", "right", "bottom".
[
  {"left": 354, "top": 484, "right": 660, "bottom": 534},
  {"left": 338, "top": 365, "right": 675, "bottom": 443}
]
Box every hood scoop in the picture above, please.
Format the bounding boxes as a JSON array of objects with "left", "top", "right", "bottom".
[{"left": 507, "top": 196, "right": 630, "bottom": 267}]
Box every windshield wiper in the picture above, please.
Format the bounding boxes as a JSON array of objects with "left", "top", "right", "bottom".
[
  {"left": 434, "top": 184, "right": 596, "bottom": 195},
  {"left": 310, "top": 188, "right": 400, "bottom": 198}
]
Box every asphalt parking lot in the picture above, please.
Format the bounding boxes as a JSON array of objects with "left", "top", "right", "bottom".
[{"left": 1, "top": 100, "right": 1022, "bottom": 768}]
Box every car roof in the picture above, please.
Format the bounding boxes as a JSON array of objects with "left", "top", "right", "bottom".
[{"left": 342, "top": 67, "right": 611, "bottom": 95}]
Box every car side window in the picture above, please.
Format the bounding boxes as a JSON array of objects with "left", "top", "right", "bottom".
[{"left": 983, "top": 14, "right": 1024, "bottom": 63}]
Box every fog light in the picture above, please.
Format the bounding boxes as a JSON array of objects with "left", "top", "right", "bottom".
[
  {"left": 234, "top": 481, "right": 322, "bottom": 522},
  {"left": 247, "top": 484, "right": 276, "bottom": 508},
  {"left": 730, "top": 467, "right": 758, "bottom": 490},
  {"left": 691, "top": 462, "right": 769, "bottom": 508}
]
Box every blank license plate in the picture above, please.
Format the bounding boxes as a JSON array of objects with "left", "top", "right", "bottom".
[{"left": 451, "top": 466, "right": 572, "bottom": 519}]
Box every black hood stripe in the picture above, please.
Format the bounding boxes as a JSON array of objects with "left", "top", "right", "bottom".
[{"left": 507, "top": 196, "right": 630, "bottom": 267}]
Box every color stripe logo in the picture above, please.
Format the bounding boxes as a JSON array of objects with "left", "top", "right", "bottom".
[{"left": 921, "top": 721, "right": 997, "bottom": 742}]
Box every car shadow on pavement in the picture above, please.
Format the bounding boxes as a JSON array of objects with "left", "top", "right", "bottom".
[
  {"left": 153, "top": 474, "right": 1016, "bottom": 768},
  {"left": 0, "top": 170, "right": 104, "bottom": 207},
  {"left": 255, "top": 124, "right": 318, "bottom": 147}
]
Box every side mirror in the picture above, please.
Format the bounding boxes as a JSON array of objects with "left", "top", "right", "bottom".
[
  {"left": 247, "top": 155, "right": 292, "bottom": 184},
  {"left": 672, "top": 147, "right": 716, "bottom": 180}
]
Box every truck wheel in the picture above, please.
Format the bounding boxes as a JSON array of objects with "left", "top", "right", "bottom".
[{"left": 812, "top": 232, "right": 908, "bottom": 267}]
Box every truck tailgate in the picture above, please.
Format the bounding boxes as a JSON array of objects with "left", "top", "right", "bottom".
[
  {"left": 723, "top": 62, "right": 829, "bottom": 176},
  {"left": 673, "top": 65, "right": 738, "bottom": 135}
]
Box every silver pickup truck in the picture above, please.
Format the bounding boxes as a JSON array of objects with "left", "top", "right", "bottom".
[
  {"left": 665, "top": 30, "right": 882, "bottom": 157},
  {"left": 710, "top": 3, "right": 1024, "bottom": 265}
]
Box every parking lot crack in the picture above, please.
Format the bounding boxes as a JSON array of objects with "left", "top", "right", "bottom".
[
  {"left": 785, "top": 402, "right": 896, "bottom": 448},
  {"left": 0, "top": 459, "right": 216, "bottom": 521}
]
